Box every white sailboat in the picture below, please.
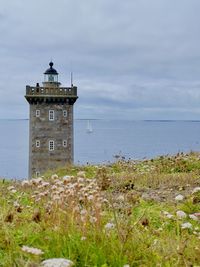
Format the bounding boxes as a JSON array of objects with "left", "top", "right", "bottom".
[{"left": 86, "top": 120, "right": 93, "bottom": 133}]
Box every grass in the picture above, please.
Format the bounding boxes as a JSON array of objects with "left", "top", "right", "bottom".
[{"left": 0, "top": 152, "right": 199, "bottom": 266}]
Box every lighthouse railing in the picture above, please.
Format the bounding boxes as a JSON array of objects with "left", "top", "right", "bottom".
[{"left": 26, "top": 86, "right": 77, "bottom": 96}]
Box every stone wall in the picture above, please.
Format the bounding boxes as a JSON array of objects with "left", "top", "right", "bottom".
[{"left": 29, "top": 103, "right": 73, "bottom": 178}]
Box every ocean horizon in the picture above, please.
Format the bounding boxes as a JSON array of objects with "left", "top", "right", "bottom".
[{"left": 1, "top": 119, "right": 200, "bottom": 179}]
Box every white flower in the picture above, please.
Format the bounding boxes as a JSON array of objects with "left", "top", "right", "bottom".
[
  {"left": 51, "top": 185, "right": 57, "bottom": 191},
  {"left": 181, "top": 222, "right": 193, "bottom": 229},
  {"left": 41, "top": 182, "right": 50, "bottom": 188},
  {"left": 31, "top": 177, "right": 43, "bottom": 185},
  {"left": 163, "top": 211, "right": 173, "bottom": 219},
  {"left": 89, "top": 216, "right": 97, "bottom": 224},
  {"left": 52, "top": 195, "right": 60, "bottom": 201},
  {"left": 176, "top": 210, "right": 187, "bottom": 219},
  {"left": 192, "top": 187, "right": 200, "bottom": 194},
  {"left": 80, "top": 209, "right": 87, "bottom": 216},
  {"left": 13, "top": 201, "right": 20, "bottom": 208},
  {"left": 77, "top": 171, "right": 86, "bottom": 178},
  {"left": 166, "top": 214, "right": 174, "bottom": 219},
  {"left": 175, "top": 194, "right": 184, "bottom": 201},
  {"left": 123, "top": 265, "right": 130, "bottom": 267},
  {"left": 87, "top": 195, "right": 94, "bottom": 201},
  {"left": 41, "top": 258, "right": 74, "bottom": 267},
  {"left": 21, "top": 245, "right": 44, "bottom": 255},
  {"left": 7, "top": 186, "right": 15, "bottom": 191},
  {"left": 78, "top": 177, "right": 84, "bottom": 183},
  {"left": 21, "top": 180, "right": 30, "bottom": 186},
  {"left": 105, "top": 222, "right": 115, "bottom": 230},
  {"left": 189, "top": 214, "right": 198, "bottom": 221},
  {"left": 11, "top": 189, "right": 17, "bottom": 194},
  {"left": 81, "top": 236, "right": 86, "bottom": 241},
  {"left": 117, "top": 195, "right": 125, "bottom": 201},
  {"left": 51, "top": 174, "right": 58, "bottom": 180}
]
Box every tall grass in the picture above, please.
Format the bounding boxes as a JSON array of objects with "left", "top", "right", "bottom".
[{"left": 0, "top": 152, "right": 199, "bottom": 266}]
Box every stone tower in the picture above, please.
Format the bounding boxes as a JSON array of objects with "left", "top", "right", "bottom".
[{"left": 25, "top": 62, "right": 78, "bottom": 178}]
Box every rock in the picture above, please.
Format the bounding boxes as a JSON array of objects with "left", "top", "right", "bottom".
[
  {"left": 175, "top": 194, "right": 184, "bottom": 201},
  {"left": 41, "top": 258, "right": 74, "bottom": 267},
  {"left": 176, "top": 210, "right": 187, "bottom": 219}
]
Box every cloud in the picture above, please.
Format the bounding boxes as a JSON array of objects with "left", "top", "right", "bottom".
[{"left": 0, "top": 0, "right": 200, "bottom": 119}]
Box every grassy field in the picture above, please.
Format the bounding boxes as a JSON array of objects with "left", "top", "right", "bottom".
[{"left": 0, "top": 152, "right": 200, "bottom": 266}]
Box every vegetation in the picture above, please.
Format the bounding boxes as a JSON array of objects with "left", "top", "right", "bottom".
[{"left": 0, "top": 152, "right": 200, "bottom": 266}]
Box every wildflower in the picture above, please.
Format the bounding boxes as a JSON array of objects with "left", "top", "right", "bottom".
[
  {"left": 123, "top": 265, "right": 130, "bottom": 267},
  {"left": 51, "top": 185, "right": 57, "bottom": 191},
  {"left": 176, "top": 210, "right": 187, "bottom": 219},
  {"left": 87, "top": 195, "right": 94, "bottom": 201},
  {"left": 175, "top": 194, "right": 184, "bottom": 201},
  {"left": 63, "top": 176, "right": 71, "bottom": 184},
  {"left": 152, "top": 239, "right": 158, "bottom": 246},
  {"left": 7, "top": 186, "right": 15, "bottom": 191},
  {"left": 117, "top": 194, "right": 125, "bottom": 201},
  {"left": 193, "top": 213, "right": 200, "bottom": 219},
  {"left": 51, "top": 174, "right": 58, "bottom": 180},
  {"left": 11, "top": 189, "right": 17, "bottom": 194},
  {"left": 163, "top": 211, "right": 173, "bottom": 219},
  {"left": 89, "top": 216, "right": 97, "bottom": 224},
  {"left": 41, "top": 258, "right": 74, "bottom": 267},
  {"left": 189, "top": 214, "right": 198, "bottom": 221},
  {"left": 192, "top": 187, "right": 200, "bottom": 194},
  {"left": 21, "top": 245, "right": 44, "bottom": 255},
  {"left": 80, "top": 209, "right": 87, "bottom": 216},
  {"left": 13, "top": 201, "right": 20, "bottom": 208},
  {"left": 52, "top": 195, "right": 60, "bottom": 201},
  {"left": 41, "top": 181, "right": 50, "bottom": 188},
  {"left": 181, "top": 222, "right": 193, "bottom": 229},
  {"left": 31, "top": 177, "right": 43, "bottom": 185},
  {"left": 21, "top": 180, "right": 30, "bottom": 186},
  {"left": 77, "top": 171, "right": 86, "bottom": 178},
  {"left": 77, "top": 177, "right": 84, "bottom": 183},
  {"left": 105, "top": 222, "right": 115, "bottom": 230},
  {"left": 81, "top": 236, "right": 86, "bottom": 241}
]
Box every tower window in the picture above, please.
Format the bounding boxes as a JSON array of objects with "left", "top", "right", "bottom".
[
  {"left": 49, "top": 140, "right": 54, "bottom": 151},
  {"left": 49, "top": 110, "right": 54, "bottom": 121},
  {"left": 63, "top": 110, "right": 67, "bottom": 117},
  {"left": 63, "top": 140, "right": 67, "bottom": 147},
  {"left": 36, "top": 110, "right": 40, "bottom": 117},
  {"left": 36, "top": 140, "right": 40, "bottom": 148}
]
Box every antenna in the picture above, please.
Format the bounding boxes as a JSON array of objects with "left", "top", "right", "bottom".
[
  {"left": 70, "top": 61, "right": 74, "bottom": 87},
  {"left": 71, "top": 72, "right": 73, "bottom": 87}
]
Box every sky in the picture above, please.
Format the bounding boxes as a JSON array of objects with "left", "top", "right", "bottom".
[{"left": 1, "top": 0, "right": 200, "bottom": 120}]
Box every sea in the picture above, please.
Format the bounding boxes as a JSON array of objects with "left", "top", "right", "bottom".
[{"left": 1, "top": 119, "right": 200, "bottom": 179}]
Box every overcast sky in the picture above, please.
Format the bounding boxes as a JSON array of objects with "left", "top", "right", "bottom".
[{"left": 1, "top": 0, "right": 200, "bottom": 120}]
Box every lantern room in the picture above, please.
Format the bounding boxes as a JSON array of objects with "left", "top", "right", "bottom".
[{"left": 44, "top": 61, "right": 59, "bottom": 83}]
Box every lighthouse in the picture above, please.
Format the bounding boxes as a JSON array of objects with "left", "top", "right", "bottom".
[{"left": 25, "top": 62, "right": 78, "bottom": 178}]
